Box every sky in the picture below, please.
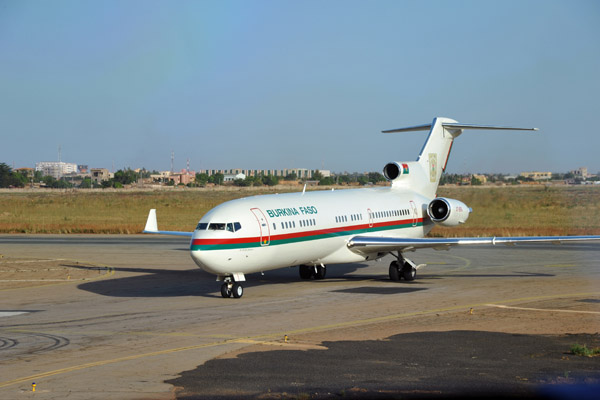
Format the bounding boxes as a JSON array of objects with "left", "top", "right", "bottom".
[{"left": 1, "top": 0, "right": 599, "bottom": 174}]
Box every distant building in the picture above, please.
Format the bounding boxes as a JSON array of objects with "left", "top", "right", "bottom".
[
  {"left": 35, "top": 161, "right": 78, "bottom": 179},
  {"left": 90, "top": 168, "right": 111, "bottom": 184},
  {"left": 15, "top": 167, "right": 34, "bottom": 179},
  {"left": 520, "top": 171, "right": 552, "bottom": 181},
  {"left": 472, "top": 174, "right": 487, "bottom": 184},
  {"left": 572, "top": 167, "right": 588, "bottom": 179},
  {"left": 198, "top": 168, "right": 313, "bottom": 179},
  {"left": 224, "top": 173, "right": 246, "bottom": 182}
]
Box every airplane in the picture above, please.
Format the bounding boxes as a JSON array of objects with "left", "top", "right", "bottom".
[{"left": 144, "top": 117, "right": 600, "bottom": 298}]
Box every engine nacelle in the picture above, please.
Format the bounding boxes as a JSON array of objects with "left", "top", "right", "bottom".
[
  {"left": 427, "top": 197, "right": 471, "bottom": 227},
  {"left": 383, "top": 162, "right": 409, "bottom": 181}
]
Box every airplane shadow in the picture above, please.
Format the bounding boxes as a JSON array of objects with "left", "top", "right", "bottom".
[
  {"left": 74, "top": 260, "right": 557, "bottom": 299},
  {"left": 75, "top": 262, "right": 373, "bottom": 299}
]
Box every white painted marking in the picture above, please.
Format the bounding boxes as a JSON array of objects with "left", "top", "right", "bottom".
[{"left": 0, "top": 311, "right": 28, "bottom": 317}]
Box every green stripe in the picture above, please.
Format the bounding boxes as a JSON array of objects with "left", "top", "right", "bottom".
[{"left": 190, "top": 222, "right": 423, "bottom": 251}]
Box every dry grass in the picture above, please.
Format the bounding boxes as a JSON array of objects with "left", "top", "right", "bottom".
[{"left": 0, "top": 185, "right": 598, "bottom": 236}]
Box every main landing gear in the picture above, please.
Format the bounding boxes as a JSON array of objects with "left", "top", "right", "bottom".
[
  {"left": 299, "top": 264, "right": 326, "bottom": 280},
  {"left": 389, "top": 253, "right": 420, "bottom": 282},
  {"left": 220, "top": 277, "right": 244, "bottom": 299}
]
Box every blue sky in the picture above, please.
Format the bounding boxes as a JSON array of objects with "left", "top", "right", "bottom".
[{"left": 1, "top": 0, "right": 599, "bottom": 174}]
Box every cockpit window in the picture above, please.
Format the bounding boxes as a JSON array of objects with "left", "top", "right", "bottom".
[
  {"left": 203, "top": 222, "right": 242, "bottom": 232},
  {"left": 196, "top": 222, "right": 208, "bottom": 230}
]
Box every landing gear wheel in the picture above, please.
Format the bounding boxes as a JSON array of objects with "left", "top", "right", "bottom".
[
  {"left": 402, "top": 265, "right": 416, "bottom": 281},
  {"left": 220, "top": 283, "right": 232, "bottom": 298},
  {"left": 299, "top": 265, "right": 312, "bottom": 279},
  {"left": 314, "top": 265, "right": 326, "bottom": 280},
  {"left": 232, "top": 283, "right": 244, "bottom": 298},
  {"left": 389, "top": 261, "right": 401, "bottom": 282}
]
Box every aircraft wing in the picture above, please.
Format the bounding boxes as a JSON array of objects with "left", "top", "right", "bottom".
[
  {"left": 347, "top": 235, "right": 600, "bottom": 253},
  {"left": 142, "top": 209, "right": 193, "bottom": 237}
]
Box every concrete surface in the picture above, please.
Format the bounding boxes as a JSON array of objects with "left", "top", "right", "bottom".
[{"left": 0, "top": 235, "right": 598, "bottom": 399}]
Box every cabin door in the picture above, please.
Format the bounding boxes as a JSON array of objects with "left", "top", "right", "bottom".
[
  {"left": 409, "top": 201, "right": 418, "bottom": 227},
  {"left": 250, "top": 208, "right": 271, "bottom": 246}
]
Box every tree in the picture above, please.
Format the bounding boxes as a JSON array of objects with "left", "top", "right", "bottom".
[
  {"left": 319, "top": 177, "right": 334, "bottom": 185},
  {"left": 208, "top": 173, "right": 224, "bottom": 185},
  {"left": 262, "top": 175, "right": 279, "bottom": 186},
  {"left": 0, "top": 163, "right": 26, "bottom": 188},
  {"left": 113, "top": 169, "right": 138, "bottom": 185},
  {"left": 285, "top": 172, "right": 297, "bottom": 180},
  {"left": 312, "top": 170, "right": 323, "bottom": 181},
  {"left": 367, "top": 172, "right": 385, "bottom": 184},
  {"left": 195, "top": 173, "right": 209, "bottom": 186}
]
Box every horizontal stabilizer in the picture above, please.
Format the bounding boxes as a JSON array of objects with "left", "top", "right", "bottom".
[
  {"left": 143, "top": 209, "right": 193, "bottom": 237},
  {"left": 383, "top": 122, "right": 538, "bottom": 133}
]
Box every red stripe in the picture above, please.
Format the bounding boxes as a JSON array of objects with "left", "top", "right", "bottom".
[{"left": 191, "top": 218, "right": 423, "bottom": 246}]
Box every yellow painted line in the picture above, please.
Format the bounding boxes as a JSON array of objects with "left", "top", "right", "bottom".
[
  {"left": 485, "top": 304, "right": 600, "bottom": 315},
  {"left": 1, "top": 290, "right": 599, "bottom": 389},
  {"left": 544, "top": 264, "right": 576, "bottom": 268}
]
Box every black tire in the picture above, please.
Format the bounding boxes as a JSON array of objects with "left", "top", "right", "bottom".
[
  {"left": 402, "top": 265, "right": 416, "bottom": 281},
  {"left": 389, "top": 261, "right": 400, "bottom": 281},
  {"left": 232, "top": 283, "right": 244, "bottom": 298},
  {"left": 220, "top": 283, "right": 231, "bottom": 298},
  {"left": 299, "top": 265, "right": 312, "bottom": 279},
  {"left": 314, "top": 265, "right": 326, "bottom": 280}
]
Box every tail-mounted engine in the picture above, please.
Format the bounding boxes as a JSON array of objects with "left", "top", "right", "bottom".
[
  {"left": 427, "top": 197, "right": 471, "bottom": 227},
  {"left": 383, "top": 162, "right": 410, "bottom": 181}
]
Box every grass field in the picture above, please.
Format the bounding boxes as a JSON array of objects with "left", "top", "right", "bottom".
[{"left": 0, "top": 185, "right": 598, "bottom": 236}]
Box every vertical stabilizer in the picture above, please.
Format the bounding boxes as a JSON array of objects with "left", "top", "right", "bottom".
[{"left": 383, "top": 118, "right": 538, "bottom": 198}]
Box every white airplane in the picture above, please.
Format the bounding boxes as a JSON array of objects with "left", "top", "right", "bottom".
[{"left": 144, "top": 117, "right": 600, "bottom": 298}]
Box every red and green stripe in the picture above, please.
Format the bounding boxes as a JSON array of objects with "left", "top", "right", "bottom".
[{"left": 190, "top": 218, "right": 424, "bottom": 251}]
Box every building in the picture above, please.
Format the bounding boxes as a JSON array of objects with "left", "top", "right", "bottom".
[
  {"left": 520, "top": 171, "right": 552, "bottom": 181},
  {"left": 198, "top": 168, "right": 314, "bottom": 180},
  {"left": 224, "top": 173, "right": 246, "bottom": 182},
  {"left": 90, "top": 168, "right": 111, "bottom": 184},
  {"left": 472, "top": 174, "right": 487, "bottom": 184},
  {"left": 35, "top": 161, "right": 78, "bottom": 179},
  {"left": 15, "top": 167, "right": 34, "bottom": 179},
  {"left": 572, "top": 167, "right": 588, "bottom": 179}
]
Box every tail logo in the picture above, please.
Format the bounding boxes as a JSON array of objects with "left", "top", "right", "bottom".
[{"left": 428, "top": 153, "right": 437, "bottom": 182}]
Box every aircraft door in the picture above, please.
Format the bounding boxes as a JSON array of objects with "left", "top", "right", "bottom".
[
  {"left": 409, "top": 201, "right": 418, "bottom": 227},
  {"left": 367, "top": 208, "right": 373, "bottom": 228},
  {"left": 250, "top": 208, "right": 271, "bottom": 246}
]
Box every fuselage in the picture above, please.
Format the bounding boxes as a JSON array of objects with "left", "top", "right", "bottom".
[{"left": 189, "top": 186, "right": 434, "bottom": 277}]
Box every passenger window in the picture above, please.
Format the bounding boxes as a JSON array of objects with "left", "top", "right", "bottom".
[
  {"left": 273, "top": 223, "right": 277, "bottom": 230},
  {"left": 292, "top": 221, "right": 295, "bottom": 228}
]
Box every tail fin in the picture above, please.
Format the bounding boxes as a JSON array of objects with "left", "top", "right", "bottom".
[{"left": 383, "top": 117, "right": 538, "bottom": 198}]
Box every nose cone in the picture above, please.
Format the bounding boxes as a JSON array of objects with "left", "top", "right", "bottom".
[{"left": 189, "top": 232, "right": 223, "bottom": 275}]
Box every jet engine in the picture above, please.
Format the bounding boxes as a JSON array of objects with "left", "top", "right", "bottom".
[
  {"left": 383, "top": 162, "right": 409, "bottom": 181},
  {"left": 427, "top": 198, "right": 471, "bottom": 227}
]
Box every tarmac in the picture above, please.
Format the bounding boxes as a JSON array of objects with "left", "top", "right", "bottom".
[{"left": 0, "top": 235, "right": 599, "bottom": 399}]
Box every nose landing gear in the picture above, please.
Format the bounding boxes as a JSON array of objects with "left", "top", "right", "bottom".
[{"left": 220, "top": 276, "right": 244, "bottom": 298}]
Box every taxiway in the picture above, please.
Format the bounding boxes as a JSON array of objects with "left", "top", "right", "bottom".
[{"left": 0, "top": 235, "right": 599, "bottom": 399}]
